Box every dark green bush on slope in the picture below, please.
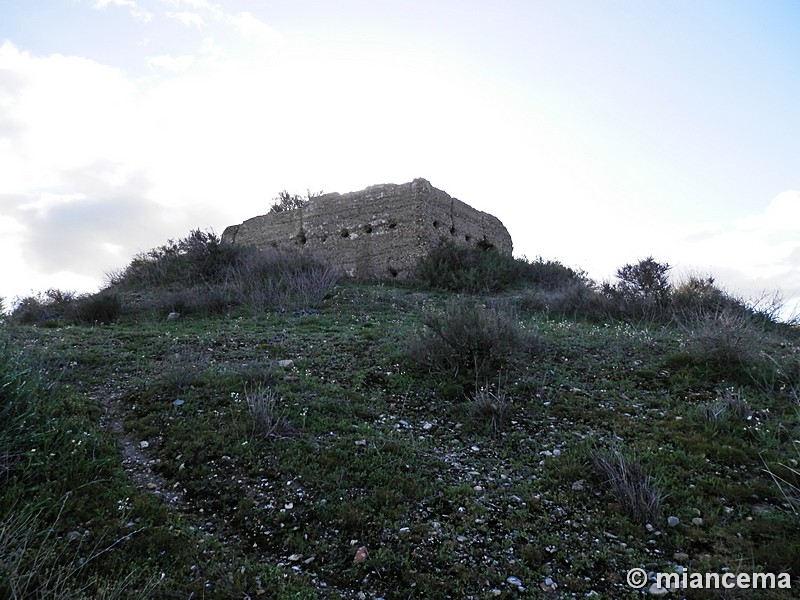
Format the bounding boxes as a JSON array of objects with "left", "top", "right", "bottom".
[
  {"left": 109, "top": 229, "right": 339, "bottom": 316},
  {"left": 600, "top": 256, "right": 673, "bottom": 320},
  {"left": 9, "top": 289, "right": 122, "bottom": 326},
  {"left": 416, "top": 240, "right": 582, "bottom": 294},
  {"left": 108, "top": 229, "right": 244, "bottom": 289},
  {"left": 408, "top": 298, "right": 536, "bottom": 380},
  {"left": 416, "top": 241, "right": 520, "bottom": 293}
]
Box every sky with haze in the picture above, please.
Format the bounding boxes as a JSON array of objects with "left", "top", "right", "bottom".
[{"left": 1, "top": 0, "right": 799, "bottom": 316}]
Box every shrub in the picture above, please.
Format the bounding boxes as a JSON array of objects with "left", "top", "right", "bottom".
[
  {"left": 681, "top": 308, "right": 767, "bottom": 367},
  {"left": 268, "top": 190, "right": 314, "bottom": 214},
  {"left": 110, "top": 229, "right": 243, "bottom": 289},
  {"left": 671, "top": 274, "right": 729, "bottom": 314},
  {"left": 516, "top": 257, "right": 586, "bottom": 291},
  {"left": 229, "top": 360, "right": 278, "bottom": 388},
  {"left": 73, "top": 293, "right": 122, "bottom": 324},
  {"left": 592, "top": 446, "right": 662, "bottom": 524},
  {"left": 469, "top": 388, "right": 512, "bottom": 434},
  {"left": 696, "top": 388, "right": 752, "bottom": 425},
  {"left": 153, "top": 286, "right": 230, "bottom": 317},
  {"left": 10, "top": 289, "right": 77, "bottom": 325},
  {"left": 244, "top": 386, "right": 294, "bottom": 439},
  {"left": 159, "top": 349, "right": 208, "bottom": 394},
  {"left": 225, "top": 247, "right": 338, "bottom": 312},
  {"left": 601, "top": 257, "right": 672, "bottom": 320},
  {"left": 615, "top": 257, "right": 672, "bottom": 303},
  {"left": 408, "top": 299, "right": 534, "bottom": 380},
  {"left": 519, "top": 279, "right": 612, "bottom": 320},
  {"left": 415, "top": 241, "right": 520, "bottom": 293}
]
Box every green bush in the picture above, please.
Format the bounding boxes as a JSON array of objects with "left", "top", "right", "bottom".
[
  {"left": 105, "top": 229, "right": 337, "bottom": 317},
  {"left": 516, "top": 257, "right": 586, "bottom": 290},
  {"left": 616, "top": 257, "right": 672, "bottom": 302},
  {"left": 519, "top": 279, "right": 613, "bottom": 320},
  {"left": 73, "top": 293, "right": 122, "bottom": 324},
  {"left": 10, "top": 289, "right": 122, "bottom": 326},
  {"left": 109, "top": 229, "right": 244, "bottom": 289},
  {"left": 225, "top": 246, "right": 338, "bottom": 312},
  {"left": 268, "top": 190, "right": 318, "bottom": 214},
  {"left": 408, "top": 299, "right": 535, "bottom": 380},
  {"left": 602, "top": 257, "right": 672, "bottom": 320},
  {"left": 415, "top": 241, "right": 520, "bottom": 293},
  {"left": 10, "top": 289, "right": 77, "bottom": 326},
  {"left": 681, "top": 307, "right": 768, "bottom": 368},
  {"left": 670, "top": 274, "right": 747, "bottom": 324}
]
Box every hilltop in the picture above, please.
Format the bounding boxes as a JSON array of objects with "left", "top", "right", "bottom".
[{"left": 1, "top": 230, "right": 799, "bottom": 598}]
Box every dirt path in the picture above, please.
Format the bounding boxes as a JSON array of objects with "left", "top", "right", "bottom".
[{"left": 96, "top": 392, "right": 187, "bottom": 508}]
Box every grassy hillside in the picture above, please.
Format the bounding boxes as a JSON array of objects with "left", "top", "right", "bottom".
[{"left": 2, "top": 234, "right": 799, "bottom": 598}]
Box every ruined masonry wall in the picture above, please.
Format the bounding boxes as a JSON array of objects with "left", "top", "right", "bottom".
[{"left": 221, "top": 178, "right": 513, "bottom": 279}]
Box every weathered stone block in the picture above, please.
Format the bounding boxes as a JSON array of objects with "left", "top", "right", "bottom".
[{"left": 221, "top": 178, "right": 512, "bottom": 279}]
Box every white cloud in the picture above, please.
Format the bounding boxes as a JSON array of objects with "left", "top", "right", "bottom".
[
  {"left": 733, "top": 190, "right": 800, "bottom": 234},
  {"left": 0, "top": 42, "right": 141, "bottom": 189},
  {"left": 161, "top": 0, "right": 212, "bottom": 9},
  {"left": 19, "top": 192, "right": 87, "bottom": 216},
  {"left": 93, "top": 0, "right": 153, "bottom": 23},
  {"left": 666, "top": 190, "right": 800, "bottom": 317},
  {"left": 147, "top": 53, "right": 196, "bottom": 71},
  {"left": 167, "top": 11, "right": 205, "bottom": 29},
  {"left": 226, "top": 11, "right": 283, "bottom": 46}
]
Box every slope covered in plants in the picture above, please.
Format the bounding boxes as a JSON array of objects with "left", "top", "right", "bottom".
[{"left": 2, "top": 235, "right": 798, "bottom": 598}]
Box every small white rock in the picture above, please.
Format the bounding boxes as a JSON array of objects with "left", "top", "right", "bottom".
[
  {"left": 139, "top": 440, "right": 149, "bottom": 449},
  {"left": 648, "top": 583, "right": 669, "bottom": 595}
]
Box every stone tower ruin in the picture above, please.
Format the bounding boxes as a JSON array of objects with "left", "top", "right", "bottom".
[{"left": 221, "top": 178, "right": 513, "bottom": 280}]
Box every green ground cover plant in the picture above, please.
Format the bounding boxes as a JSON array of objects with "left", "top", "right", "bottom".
[{"left": 3, "top": 238, "right": 799, "bottom": 598}]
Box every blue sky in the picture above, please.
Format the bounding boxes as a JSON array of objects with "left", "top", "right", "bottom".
[{"left": 1, "top": 0, "right": 799, "bottom": 316}]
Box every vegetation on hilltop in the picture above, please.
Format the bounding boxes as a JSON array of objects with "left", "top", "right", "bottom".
[
  {"left": 268, "top": 189, "right": 324, "bottom": 214},
  {"left": 2, "top": 230, "right": 799, "bottom": 598}
]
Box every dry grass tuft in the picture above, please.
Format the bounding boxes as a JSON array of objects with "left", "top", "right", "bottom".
[{"left": 592, "top": 447, "right": 662, "bottom": 525}]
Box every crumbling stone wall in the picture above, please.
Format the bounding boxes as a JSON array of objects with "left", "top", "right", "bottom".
[{"left": 221, "top": 178, "right": 513, "bottom": 279}]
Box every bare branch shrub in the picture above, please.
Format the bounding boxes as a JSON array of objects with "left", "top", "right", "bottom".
[
  {"left": 159, "top": 350, "right": 207, "bottom": 394},
  {"left": 681, "top": 308, "right": 768, "bottom": 366},
  {"left": 225, "top": 247, "right": 338, "bottom": 312},
  {"left": 697, "top": 388, "right": 752, "bottom": 424},
  {"left": 244, "top": 386, "right": 294, "bottom": 439},
  {"left": 408, "top": 299, "right": 535, "bottom": 379},
  {"left": 470, "top": 388, "right": 512, "bottom": 434},
  {"left": 519, "top": 279, "right": 612, "bottom": 320},
  {"left": 592, "top": 446, "right": 662, "bottom": 524}
]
